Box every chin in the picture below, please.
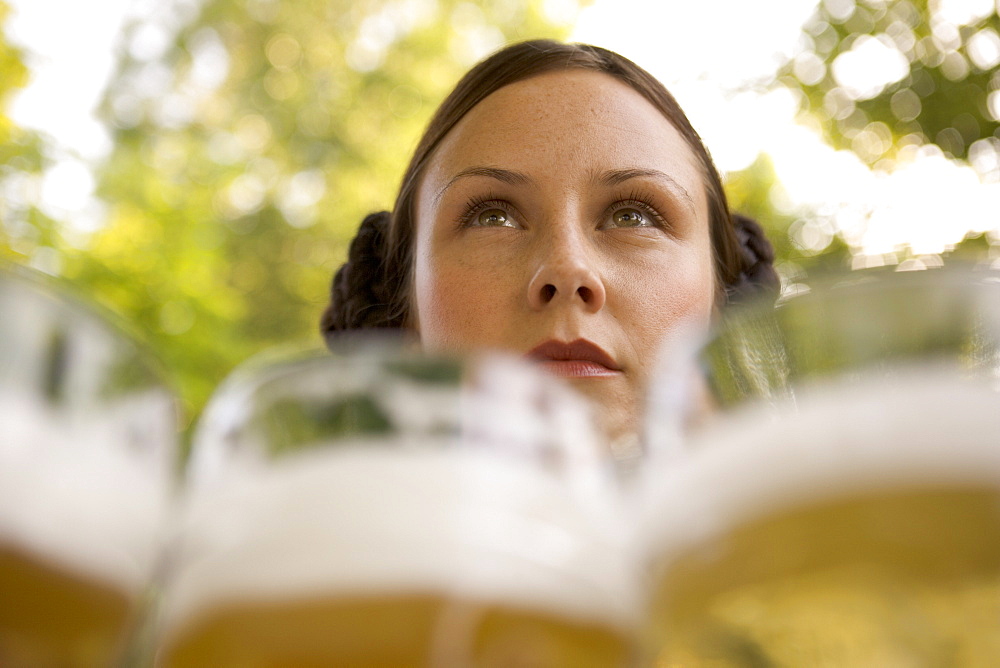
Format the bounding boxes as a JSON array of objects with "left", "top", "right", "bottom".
[{"left": 564, "top": 379, "right": 637, "bottom": 446}]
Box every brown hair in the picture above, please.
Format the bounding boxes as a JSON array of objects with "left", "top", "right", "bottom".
[{"left": 321, "top": 40, "right": 776, "bottom": 339}]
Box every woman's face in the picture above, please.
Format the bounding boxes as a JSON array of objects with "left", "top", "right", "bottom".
[{"left": 412, "top": 70, "right": 715, "bottom": 442}]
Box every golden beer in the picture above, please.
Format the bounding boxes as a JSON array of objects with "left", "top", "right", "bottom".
[
  {"left": 642, "top": 376, "right": 1000, "bottom": 665},
  {"left": 0, "top": 422, "right": 171, "bottom": 667},
  {"left": 0, "top": 269, "right": 177, "bottom": 666},
  {"left": 158, "top": 448, "right": 638, "bottom": 666},
  {"left": 0, "top": 545, "right": 134, "bottom": 666},
  {"left": 161, "top": 594, "right": 630, "bottom": 666}
]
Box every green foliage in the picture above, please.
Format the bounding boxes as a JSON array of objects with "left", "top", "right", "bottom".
[
  {"left": 724, "top": 0, "right": 1000, "bottom": 282},
  {"left": 778, "top": 0, "right": 1000, "bottom": 164},
  {"left": 0, "top": 0, "right": 27, "bottom": 128},
  {"left": 725, "top": 154, "right": 853, "bottom": 280},
  {"left": 256, "top": 394, "right": 393, "bottom": 456},
  {"left": 71, "top": 0, "right": 580, "bottom": 423},
  {"left": 725, "top": 155, "right": 799, "bottom": 261},
  {"left": 0, "top": 0, "right": 54, "bottom": 264},
  {"left": 383, "top": 356, "right": 464, "bottom": 384}
]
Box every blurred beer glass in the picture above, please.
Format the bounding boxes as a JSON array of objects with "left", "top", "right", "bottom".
[
  {"left": 157, "top": 344, "right": 638, "bottom": 666},
  {"left": 640, "top": 268, "right": 1000, "bottom": 665},
  {"left": 0, "top": 266, "right": 177, "bottom": 666}
]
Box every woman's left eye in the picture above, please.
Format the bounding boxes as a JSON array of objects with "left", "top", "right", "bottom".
[
  {"left": 602, "top": 203, "right": 659, "bottom": 230},
  {"left": 476, "top": 208, "right": 513, "bottom": 227},
  {"left": 610, "top": 207, "right": 648, "bottom": 228}
]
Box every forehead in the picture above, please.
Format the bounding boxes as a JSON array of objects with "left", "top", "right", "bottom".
[{"left": 421, "top": 69, "right": 706, "bottom": 212}]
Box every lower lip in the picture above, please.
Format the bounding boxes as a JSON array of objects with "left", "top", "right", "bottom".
[{"left": 536, "top": 360, "right": 620, "bottom": 378}]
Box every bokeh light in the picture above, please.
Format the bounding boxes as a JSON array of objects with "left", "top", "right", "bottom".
[{"left": 573, "top": 0, "right": 1000, "bottom": 263}]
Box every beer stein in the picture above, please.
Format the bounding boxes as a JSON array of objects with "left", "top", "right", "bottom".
[
  {"left": 0, "top": 265, "right": 177, "bottom": 666},
  {"left": 157, "top": 343, "right": 639, "bottom": 666},
  {"left": 639, "top": 267, "right": 1000, "bottom": 664}
]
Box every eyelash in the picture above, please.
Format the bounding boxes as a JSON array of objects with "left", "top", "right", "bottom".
[
  {"left": 604, "top": 189, "right": 670, "bottom": 231},
  {"left": 457, "top": 188, "right": 670, "bottom": 230},
  {"left": 457, "top": 191, "right": 513, "bottom": 228}
]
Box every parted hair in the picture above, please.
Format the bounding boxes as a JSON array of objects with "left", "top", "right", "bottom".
[{"left": 320, "top": 40, "right": 778, "bottom": 342}]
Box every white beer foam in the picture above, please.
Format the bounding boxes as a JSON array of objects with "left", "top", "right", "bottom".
[
  {"left": 0, "top": 393, "right": 172, "bottom": 595},
  {"left": 160, "top": 447, "right": 639, "bottom": 641},
  {"left": 638, "top": 367, "right": 1000, "bottom": 562}
]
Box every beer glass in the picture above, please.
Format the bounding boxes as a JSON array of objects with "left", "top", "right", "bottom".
[
  {"left": 0, "top": 266, "right": 177, "bottom": 666},
  {"left": 640, "top": 267, "right": 1000, "bottom": 665},
  {"left": 157, "top": 344, "right": 638, "bottom": 666}
]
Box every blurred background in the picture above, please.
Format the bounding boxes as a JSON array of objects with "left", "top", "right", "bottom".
[{"left": 1, "top": 0, "right": 998, "bottom": 426}]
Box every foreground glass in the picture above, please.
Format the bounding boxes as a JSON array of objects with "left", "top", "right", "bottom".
[
  {"left": 157, "top": 344, "right": 638, "bottom": 666},
  {"left": 640, "top": 268, "right": 1000, "bottom": 664},
  {"left": 0, "top": 266, "right": 177, "bottom": 665}
]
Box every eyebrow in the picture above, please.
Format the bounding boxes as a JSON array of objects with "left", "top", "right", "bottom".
[
  {"left": 593, "top": 168, "right": 696, "bottom": 210},
  {"left": 433, "top": 165, "right": 697, "bottom": 211},
  {"left": 433, "top": 167, "right": 532, "bottom": 205}
]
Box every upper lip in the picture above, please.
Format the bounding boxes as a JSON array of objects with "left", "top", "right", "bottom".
[{"left": 525, "top": 339, "right": 622, "bottom": 371}]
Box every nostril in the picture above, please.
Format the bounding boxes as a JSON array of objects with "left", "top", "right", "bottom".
[
  {"left": 541, "top": 284, "right": 557, "bottom": 302},
  {"left": 577, "top": 286, "right": 593, "bottom": 303}
]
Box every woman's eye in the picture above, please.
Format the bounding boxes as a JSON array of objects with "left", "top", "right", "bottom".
[
  {"left": 475, "top": 208, "right": 514, "bottom": 227},
  {"left": 610, "top": 207, "right": 649, "bottom": 228}
]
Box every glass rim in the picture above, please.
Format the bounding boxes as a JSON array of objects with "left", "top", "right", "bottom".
[
  {"left": 702, "top": 265, "right": 1000, "bottom": 408},
  {"left": 0, "top": 262, "right": 176, "bottom": 396}
]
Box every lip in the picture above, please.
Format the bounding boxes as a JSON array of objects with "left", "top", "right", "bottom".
[{"left": 525, "top": 339, "right": 622, "bottom": 378}]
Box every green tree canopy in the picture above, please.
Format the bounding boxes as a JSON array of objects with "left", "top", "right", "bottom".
[
  {"left": 68, "top": 0, "right": 582, "bottom": 423},
  {"left": 779, "top": 0, "right": 1000, "bottom": 165},
  {"left": 0, "top": 0, "right": 53, "bottom": 264},
  {"left": 726, "top": 0, "right": 1000, "bottom": 279}
]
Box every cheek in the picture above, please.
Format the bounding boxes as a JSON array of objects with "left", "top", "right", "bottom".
[
  {"left": 615, "top": 243, "right": 716, "bottom": 346},
  {"left": 413, "top": 246, "right": 511, "bottom": 352}
]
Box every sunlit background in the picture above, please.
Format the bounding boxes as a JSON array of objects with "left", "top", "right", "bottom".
[{"left": 2, "top": 0, "right": 999, "bottom": 420}]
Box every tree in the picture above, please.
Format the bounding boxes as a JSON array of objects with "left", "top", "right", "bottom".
[
  {"left": 726, "top": 0, "right": 1000, "bottom": 282},
  {"left": 778, "top": 0, "right": 1000, "bottom": 165},
  {"left": 0, "top": 0, "right": 54, "bottom": 266},
  {"left": 70, "top": 0, "right": 582, "bottom": 423}
]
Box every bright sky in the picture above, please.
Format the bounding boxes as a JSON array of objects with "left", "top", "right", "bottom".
[{"left": 6, "top": 0, "right": 1000, "bottom": 260}]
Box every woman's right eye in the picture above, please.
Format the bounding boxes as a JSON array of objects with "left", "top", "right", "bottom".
[
  {"left": 474, "top": 208, "right": 514, "bottom": 227},
  {"left": 460, "top": 199, "right": 519, "bottom": 229}
]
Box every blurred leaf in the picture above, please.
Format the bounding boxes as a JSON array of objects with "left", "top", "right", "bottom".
[
  {"left": 0, "top": 0, "right": 55, "bottom": 265},
  {"left": 778, "top": 0, "right": 1000, "bottom": 163},
  {"left": 70, "top": 0, "right": 581, "bottom": 425},
  {"left": 726, "top": 153, "right": 853, "bottom": 288},
  {"left": 256, "top": 394, "right": 393, "bottom": 456}
]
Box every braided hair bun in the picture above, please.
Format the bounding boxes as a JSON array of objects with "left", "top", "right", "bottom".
[
  {"left": 320, "top": 211, "right": 402, "bottom": 345},
  {"left": 726, "top": 213, "right": 781, "bottom": 306}
]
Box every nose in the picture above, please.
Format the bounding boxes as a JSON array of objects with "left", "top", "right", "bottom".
[{"left": 526, "top": 236, "right": 606, "bottom": 313}]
